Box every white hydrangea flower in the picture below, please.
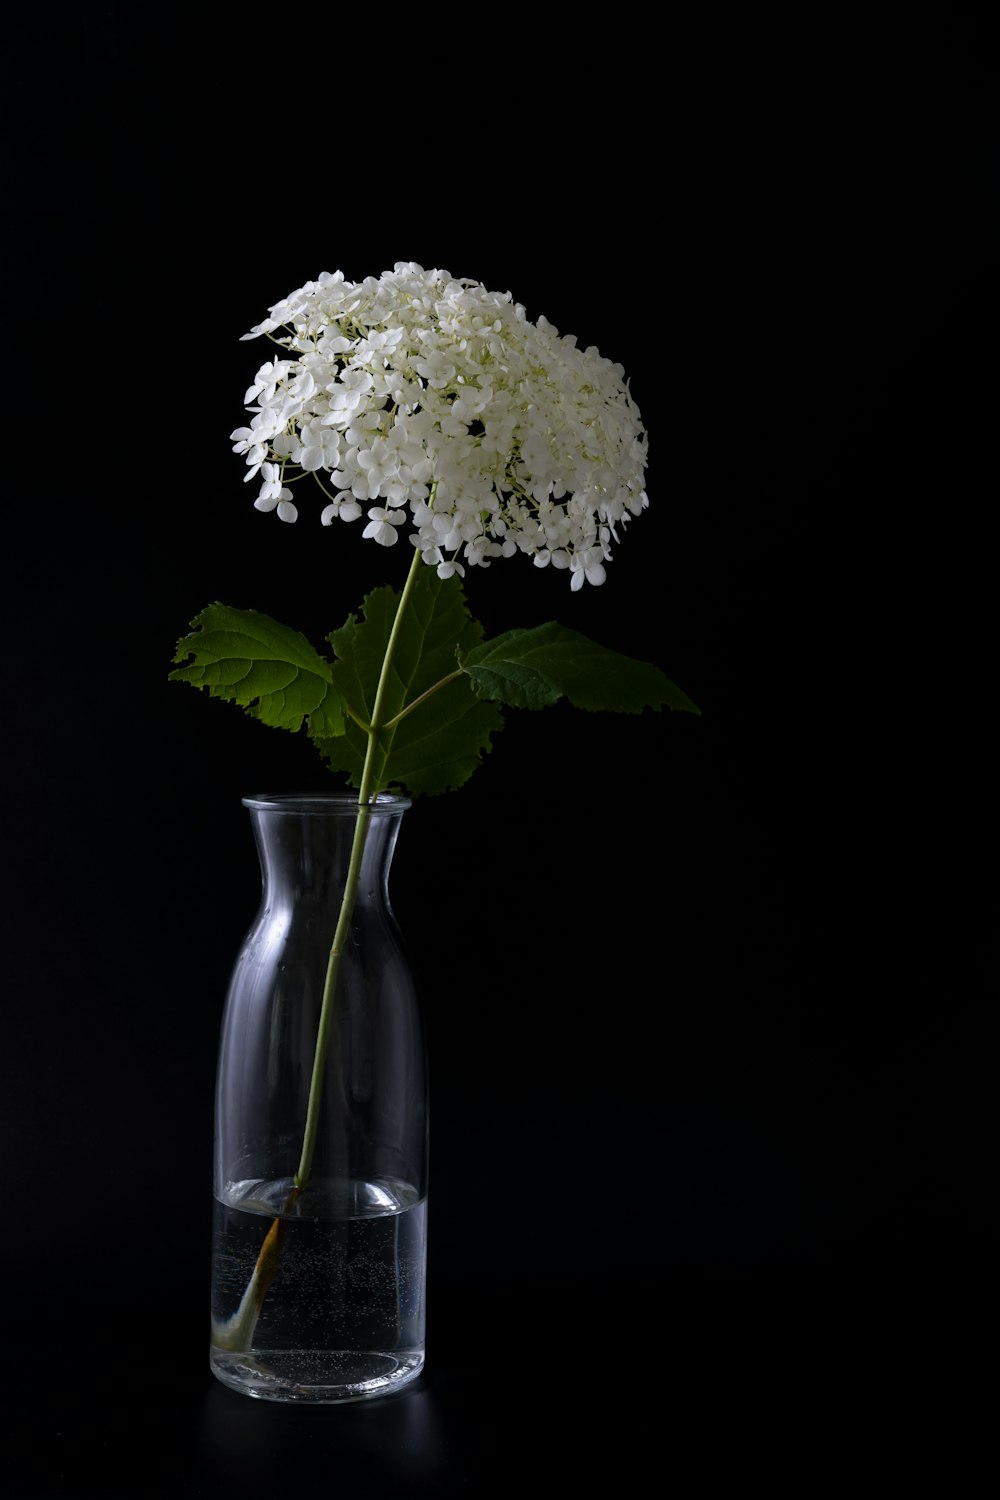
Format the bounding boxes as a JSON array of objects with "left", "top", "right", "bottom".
[
  {"left": 362, "top": 507, "right": 406, "bottom": 546},
  {"left": 255, "top": 463, "right": 284, "bottom": 504},
  {"left": 321, "top": 496, "right": 363, "bottom": 525},
  {"left": 254, "top": 481, "right": 297, "bottom": 523},
  {"left": 235, "top": 263, "right": 648, "bottom": 588},
  {"left": 244, "top": 359, "right": 293, "bottom": 405}
]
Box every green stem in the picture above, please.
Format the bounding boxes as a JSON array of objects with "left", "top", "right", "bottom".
[
  {"left": 381, "top": 667, "right": 463, "bottom": 731},
  {"left": 226, "top": 544, "right": 430, "bottom": 1353},
  {"left": 293, "top": 543, "right": 426, "bottom": 1193}
]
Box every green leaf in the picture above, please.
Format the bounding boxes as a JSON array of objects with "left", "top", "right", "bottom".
[
  {"left": 170, "top": 603, "right": 346, "bottom": 736},
  {"left": 311, "top": 569, "right": 504, "bottom": 797},
  {"left": 460, "top": 622, "right": 701, "bottom": 715}
]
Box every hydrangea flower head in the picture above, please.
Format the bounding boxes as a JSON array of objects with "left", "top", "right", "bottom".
[{"left": 233, "top": 263, "right": 649, "bottom": 588}]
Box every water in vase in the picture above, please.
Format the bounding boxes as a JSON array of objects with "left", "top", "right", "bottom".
[{"left": 210, "top": 1175, "right": 427, "bottom": 1403}]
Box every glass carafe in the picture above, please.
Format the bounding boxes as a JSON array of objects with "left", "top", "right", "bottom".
[{"left": 209, "top": 793, "right": 428, "bottom": 1404}]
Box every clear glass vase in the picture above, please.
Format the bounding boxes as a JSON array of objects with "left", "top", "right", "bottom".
[{"left": 209, "top": 793, "right": 428, "bottom": 1404}]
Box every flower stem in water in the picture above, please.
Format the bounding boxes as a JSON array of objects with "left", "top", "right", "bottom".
[{"left": 220, "top": 548, "right": 426, "bottom": 1352}]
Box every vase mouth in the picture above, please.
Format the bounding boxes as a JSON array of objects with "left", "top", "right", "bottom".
[{"left": 242, "top": 792, "right": 412, "bottom": 815}]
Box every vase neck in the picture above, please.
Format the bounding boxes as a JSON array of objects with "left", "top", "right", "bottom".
[{"left": 244, "top": 795, "right": 409, "bottom": 909}]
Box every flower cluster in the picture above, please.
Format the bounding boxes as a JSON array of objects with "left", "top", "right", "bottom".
[{"left": 232, "top": 263, "right": 648, "bottom": 589}]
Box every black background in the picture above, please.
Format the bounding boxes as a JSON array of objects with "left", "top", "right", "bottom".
[{"left": 4, "top": 6, "right": 997, "bottom": 1491}]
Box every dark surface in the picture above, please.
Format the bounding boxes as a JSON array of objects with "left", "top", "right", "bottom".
[{"left": 3, "top": 8, "right": 997, "bottom": 1491}]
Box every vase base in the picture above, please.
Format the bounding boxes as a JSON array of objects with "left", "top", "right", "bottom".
[{"left": 209, "top": 1346, "right": 425, "bottom": 1404}]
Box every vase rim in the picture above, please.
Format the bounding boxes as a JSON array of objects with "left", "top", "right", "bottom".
[{"left": 242, "top": 791, "right": 412, "bottom": 815}]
